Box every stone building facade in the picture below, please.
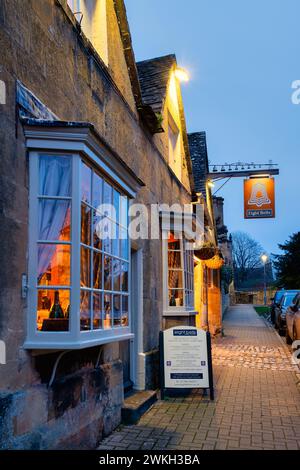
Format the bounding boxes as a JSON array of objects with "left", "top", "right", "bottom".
[{"left": 0, "top": 0, "right": 209, "bottom": 449}]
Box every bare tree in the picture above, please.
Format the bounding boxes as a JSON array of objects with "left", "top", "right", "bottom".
[{"left": 232, "top": 231, "right": 264, "bottom": 282}]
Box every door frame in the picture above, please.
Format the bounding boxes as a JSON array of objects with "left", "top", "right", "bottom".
[{"left": 129, "top": 248, "right": 143, "bottom": 389}]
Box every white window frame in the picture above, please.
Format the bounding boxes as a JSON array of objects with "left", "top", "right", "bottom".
[
  {"left": 161, "top": 212, "right": 197, "bottom": 317},
  {"left": 24, "top": 126, "right": 139, "bottom": 350}
]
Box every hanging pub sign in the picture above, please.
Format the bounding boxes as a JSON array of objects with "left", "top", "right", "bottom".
[
  {"left": 244, "top": 177, "right": 275, "bottom": 219},
  {"left": 159, "top": 326, "right": 214, "bottom": 400}
]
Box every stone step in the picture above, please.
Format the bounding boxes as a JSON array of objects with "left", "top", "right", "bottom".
[{"left": 121, "top": 390, "right": 158, "bottom": 425}]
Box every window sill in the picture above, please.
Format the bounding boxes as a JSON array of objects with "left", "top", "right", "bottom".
[
  {"left": 24, "top": 332, "right": 134, "bottom": 350},
  {"left": 163, "top": 310, "right": 198, "bottom": 317}
]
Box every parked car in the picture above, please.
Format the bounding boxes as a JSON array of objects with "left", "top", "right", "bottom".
[
  {"left": 286, "top": 293, "right": 300, "bottom": 344},
  {"left": 274, "top": 291, "right": 300, "bottom": 335},
  {"left": 270, "top": 289, "right": 286, "bottom": 323}
]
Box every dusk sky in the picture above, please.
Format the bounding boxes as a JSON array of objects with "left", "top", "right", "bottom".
[{"left": 125, "top": 0, "right": 300, "bottom": 257}]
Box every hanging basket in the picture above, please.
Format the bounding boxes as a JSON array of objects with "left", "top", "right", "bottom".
[
  {"left": 205, "top": 254, "right": 225, "bottom": 270},
  {"left": 196, "top": 246, "right": 216, "bottom": 260}
]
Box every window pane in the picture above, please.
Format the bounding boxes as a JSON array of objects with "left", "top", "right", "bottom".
[
  {"left": 113, "top": 294, "right": 121, "bottom": 326},
  {"left": 120, "top": 228, "right": 128, "bottom": 260},
  {"left": 39, "top": 200, "right": 71, "bottom": 241},
  {"left": 185, "top": 291, "right": 191, "bottom": 308},
  {"left": 93, "top": 292, "right": 103, "bottom": 330},
  {"left": 121, "top": 262, "right": 129, "bottom": 292},
  {"left": 168, "top": 270, "right": 183, "bottom": 289},
  {"left": 37, "top": 289, "right": 69, "bottom": 331},
  {"left": 168, "top": 251, "right": 181, "bottom": 269},
  {"left": 168, "top": 232, "right": 180, "bottom": 250},
  {"left": 112, "top": 223, "right": 119, "bottom": 257},
  {"left": 169, "top": 289, "right": 184, "bottom": 307},
  {"left": 38, "top": 244, "right": 71, "bottom": 286},
  {"left": 81, "top": 247, "right": 91, "bottom": 287},
  {"left": 39, "top": 155, "right": 71, "bottom": 197},
  {"left": 81, "top": 203, "right": 91, "bottom": 246},
  {"left": 93, "top": 171, "right": 102, "bottom": 209},
  {"left": 81, "top": 162, "right": 91, "bottom": 204},
  {"left": 113, "top": 259, "right": 121, "bottom": 291},
  {"left": 122, "top": 296, "right": 129, "bottom": 327},
  {"left": 102, "top": 218, "right": 112, "bottom": 253},
  {"left": 103, "top": 180, "right": 112, "bottom": 206},
  {"left": 113, "top": 189, "right": 120, "bottom": 223},
  {"left": 80, "top": 290, "right": 91, "bottom": 330},
  {"left": 104, "top": 255, "right": 112, "bottom": 290},
  {"left": 103, "top": 293, "right": 112, "bottom": 329},
  {"left": 93, "top": 212, "right": 103, "bottom": 251},
  {"left": 93, "top": 252, "right": 102, "bottom": 289},
  {"left": 120, "top": 196, "right": 128, "bottom": 228}
]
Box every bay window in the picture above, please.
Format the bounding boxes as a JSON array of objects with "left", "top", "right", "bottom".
[{"left": 24, "top": 123, "right": 140, "bottom": 349}]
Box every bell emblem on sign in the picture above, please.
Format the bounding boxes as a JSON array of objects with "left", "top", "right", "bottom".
[{"left": 248, "top": 182, "right": 271, "bottom": 208}]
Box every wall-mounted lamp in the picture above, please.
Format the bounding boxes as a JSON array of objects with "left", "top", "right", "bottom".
[{"left": 174, "top": 67, "right": 189, "bottom": 82}]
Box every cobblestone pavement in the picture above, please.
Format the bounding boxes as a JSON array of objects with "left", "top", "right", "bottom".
[{"left": 99, "top": 305, "right": 300, "bottom": 450}]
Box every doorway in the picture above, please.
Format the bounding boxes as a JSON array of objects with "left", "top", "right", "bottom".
[{"left": 120, "top": 248, "right": 143, "bottom": 393}]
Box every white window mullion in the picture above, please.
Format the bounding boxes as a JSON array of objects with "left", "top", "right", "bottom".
[
  {"left": 27, "top": 152, "right": 39, "bottom": 343},
  {"left": 70, "top": 154, "right": 81, "bottom": 341}
]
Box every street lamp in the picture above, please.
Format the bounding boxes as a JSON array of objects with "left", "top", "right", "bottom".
[{"left": 261, "top": 254, "right": 268, "bottom": 306}]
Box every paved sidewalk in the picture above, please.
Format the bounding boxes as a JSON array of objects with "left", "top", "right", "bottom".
[{"left": 99, "top": 305, "right": 300, "bottom": 450}]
